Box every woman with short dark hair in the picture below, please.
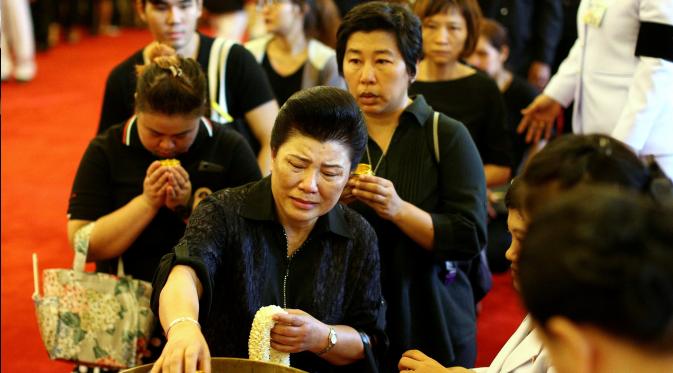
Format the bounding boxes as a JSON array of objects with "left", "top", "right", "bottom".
[
  {"left": 409, "top": 0, "right": 512, "bottom": 190},
  {"left": 150, "top": 86, "right": 386, "bottom": 373},
  {"left": 337, "top": 2, "right": 488, "bottom": 369},
  {"left": 519, "top": 188, "right": 673, "bottom": 373},
  {"left": 399, "top": 134, "right": 673, "bottom": 373}
]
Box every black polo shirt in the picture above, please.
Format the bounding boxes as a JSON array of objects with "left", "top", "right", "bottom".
[{"left": 68, "top": 117, "right": 261, "bottom": 281}]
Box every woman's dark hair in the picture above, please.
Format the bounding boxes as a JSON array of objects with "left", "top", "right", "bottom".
[
  {"left": 336, "top": 1, "right": 422, "bottom": 77},
  {"left": 270, "top": 86, "right": 367, "bottom": 170},
  {"left": 135, "top": 53, "right": 208, "bottom": 118},
  {"left": 504, "top": 177, "right": 525, "bottom": 211},
  {"left": 519, "top": 134, "right": 673, "bottom": 215},
  {"left": 479, "top": 18, "right": 509, "bottom": 51},
  {"left": 519, "top": 187, "right": 673, "bottom": 353},
  {"left": 413, "top": 0, "right": 482, "bottom": 58}
]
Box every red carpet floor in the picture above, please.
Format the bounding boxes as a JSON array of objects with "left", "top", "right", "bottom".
[{"left": 1, "top": 28, "right": 524, "bottom": 372}]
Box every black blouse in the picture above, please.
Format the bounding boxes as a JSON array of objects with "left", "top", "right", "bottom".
[
  {"left": 350, "top": 96, "right": 488, "bottom": 369},
  {"left": 151, "top": 177, "right": 386, "bottom": 373}
]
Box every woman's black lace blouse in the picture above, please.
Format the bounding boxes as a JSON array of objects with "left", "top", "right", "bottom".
[{"left": 151, "top": 177, "right": 386, "bottom": 372}]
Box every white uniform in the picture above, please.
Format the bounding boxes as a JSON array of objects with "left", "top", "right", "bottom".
[
  {"left": 545, "top": 0, "right": 673, "bottom": 177},
  {"left": 474, "top": 316, "right": 554, "bottom": 373}
]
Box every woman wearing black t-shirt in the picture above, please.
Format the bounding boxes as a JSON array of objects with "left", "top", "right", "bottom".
[
  {"left": 409, "top": 0, "right": 512, "bottom": 190},
  {"left": 245, "top": 0, "right": 344, "bottom": 106}
]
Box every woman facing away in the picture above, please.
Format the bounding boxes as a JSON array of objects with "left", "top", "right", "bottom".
[
  {"left": 398, "top": 133, "right": 673, "bottom": 373},
  {"left": 150, "top": 86, "right": 386, "bottom": 373},
  {"left": 518, "top": 187, "right": 673, "bottom": 373},
  {"left": 245, "top": 0, "right": 345, "bottom": 106}
]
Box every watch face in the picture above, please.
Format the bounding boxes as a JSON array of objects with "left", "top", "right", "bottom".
[{"left": 329, "top": 328, "right": 337, "bottom": 344}]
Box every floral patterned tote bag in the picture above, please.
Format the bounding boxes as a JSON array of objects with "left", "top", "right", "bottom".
[{"left": 32, "top": 223, "right": 155, "bottom": 369}]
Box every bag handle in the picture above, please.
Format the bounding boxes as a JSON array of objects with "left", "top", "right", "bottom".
[
  {"left": 432, "top": 111, "right": 440, "bottom": 163},
  {"left": 207, "top": 38, "right": 224, "bottom": 120},
  {"left": 73, "top": 222, "right": 125, "bottom": 277},
  {"left": 208, "top": 37, "right": 235, "bottom": 124},
  {"left": 32, "top": 253, "right": 40, "bottom": 297}
]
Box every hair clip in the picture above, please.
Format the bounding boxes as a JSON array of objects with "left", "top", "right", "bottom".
[
  {"left": 598, "top": 137, "right": 613, "bottom": 156},
  {"left": 168, "top": 65, "right": 183, "bottom": 78}
]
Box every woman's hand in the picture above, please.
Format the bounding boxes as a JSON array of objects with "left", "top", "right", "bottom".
[
  {"left": 339, "top": 177, "right": 357, "bottom": 205},
  {"left": 271, "top": 309, "right": 330, "bottom": 354},
  {"left": 142, "top": 161, "right": 171, "bottom": 209},
  {"left": 151, "top": 321, "right": 211, "bottom": 373},
  {"left": 399, "top": 349, "right": 472, "bottom": 373},
  {"left": 518, "top": 94, "right": 562, "bottom": 144},
  {"left": 165, "top": 164, "right": 192, "bottom": 211},
  {"left": 349, "top": 174, "right": 404, "bottom": 221}
]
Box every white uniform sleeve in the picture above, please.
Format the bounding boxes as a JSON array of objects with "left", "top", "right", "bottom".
[
  {"left": 612, "top": 0, "right": 673, "bottom": 153},
  {"left": 543, "top": 38, "right": 583, "bottom": 107}
]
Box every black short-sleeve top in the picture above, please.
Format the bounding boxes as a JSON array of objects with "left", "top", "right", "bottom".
[
  {"left": 409, "top": 72, "right": 513, "bottom": 168},
  {"left": 68, "top": 118, "right": 261, "bottom": 281}
]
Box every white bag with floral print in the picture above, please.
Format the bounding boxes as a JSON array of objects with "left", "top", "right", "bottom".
[{"left": 32, "top": 223, "right": 155, "bottom": 369}]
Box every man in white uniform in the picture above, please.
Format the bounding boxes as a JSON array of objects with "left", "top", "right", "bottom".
[{"left": 518, "top": 0, "right": 673, "bottom": 178}]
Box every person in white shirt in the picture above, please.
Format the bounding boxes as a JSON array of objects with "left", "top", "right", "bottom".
[{"left": 518, "top": 0, "right": 673, "bottom": 178}]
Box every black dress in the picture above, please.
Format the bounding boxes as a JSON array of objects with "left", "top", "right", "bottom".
[
  {"left": 350, "top": 96, "right": 487, "bottom": 370},
  {"left": 151, "top": 177, "right": 387, "bottom": 373}
]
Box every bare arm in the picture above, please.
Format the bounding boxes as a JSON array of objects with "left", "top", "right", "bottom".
[
  {"left": 244, "top": 100, "right": 278, "bottom": 175},
  {"left": 67, "top": 195, "right": 158, "bottom": 261},
  {"left": 484, "top": 164, "right": 511, "bottom": 188},
  {"left": 152, "top": 265, "right": 211, "bottom": 373},
  {"left": 318, "top": 325, "right": 364, "bottom": 365},
  {"left": 393, "top": 201, "right": 434, "bottom": 250},
  {"left": 66, "top": 161, "right": 191, "bottom": 261},
  {"left": 158, "top": 265, "right": 203, "bottom": 332},
  {"left": 350, "top": 175, "right": 435, "bottom": 250}
]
